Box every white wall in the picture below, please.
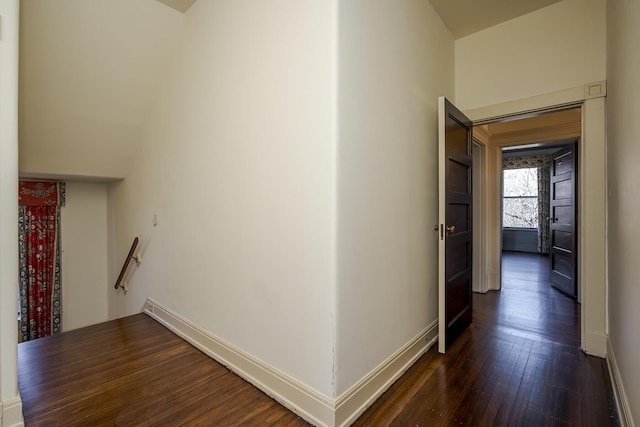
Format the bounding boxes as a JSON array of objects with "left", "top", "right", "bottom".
[
  {"left": 18, "top": 0, "right": 182, "bottom": 179},
  {"left": 109, "top": 0, "right": 337, "bottom": 397},
  {"left": 336, "top": 0, "right": 454, "bottom": 395},
  {"left": 61, "top": 182, "right": 109, "bottom": 332},
  {"left": 455, "top": 0, "right": 606, "bottom": 110},
  {"left": 606, "top": 0, "right": 640, "bottom": 423},
  {"left": 0, "top": 0, "right": 23, "bottom": 424}
]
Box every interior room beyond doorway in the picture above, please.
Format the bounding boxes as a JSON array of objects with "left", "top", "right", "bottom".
[
  {"left": 502, "top": 139, "right": 579, "bottom": 293},
  {"left": 491, "top": 108, "right": 582, "bottom": 344}
]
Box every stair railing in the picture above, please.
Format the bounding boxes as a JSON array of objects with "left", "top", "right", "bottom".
[{"left": 114, "top": 237, "right": 141, "bottom": 292}]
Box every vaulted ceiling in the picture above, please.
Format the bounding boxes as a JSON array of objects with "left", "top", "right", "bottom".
[
  {"left": 156, "top": 0, "right": 564, "bottom": 25},
  {"left": 429, "top": 0, "right": 563, "bottom": 39}
]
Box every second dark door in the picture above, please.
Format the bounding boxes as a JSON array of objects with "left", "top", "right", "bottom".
[{"left": 549, "top": 143, "right": 577, "bottom": 298}]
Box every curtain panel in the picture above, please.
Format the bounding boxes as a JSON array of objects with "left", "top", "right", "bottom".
[
  {"left": 18, "top": 181, "right": 65, "bottom": 342},
  {"left": 502, "top": 155, "right": 551, "bottom": 253}
]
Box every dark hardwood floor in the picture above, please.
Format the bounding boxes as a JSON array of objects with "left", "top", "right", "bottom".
[
  {"left": 477, "top": 251, "right": 581, "bottom": 347},
  {"left": 354, "top": 251, "right": 617, "bottom": 426},
  {"left": 19, "top": 251, "right": 617, "bottom": 426},
  {"left": 18, "top": 315, "right": 310, "bottom": 426}
]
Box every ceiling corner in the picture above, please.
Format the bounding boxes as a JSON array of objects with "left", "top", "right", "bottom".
[
  {"left": 429, "top": 0, "right": 563, "bottom": 39},
  {"left": 155, "top": 0, "right": 197, "bottom": 13}
]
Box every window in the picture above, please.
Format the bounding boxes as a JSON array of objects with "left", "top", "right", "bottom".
[{"left": 503, "top": 168, "right": 538, "bottom": 228}]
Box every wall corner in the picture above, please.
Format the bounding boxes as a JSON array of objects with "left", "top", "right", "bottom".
[{"left": 1, "top": 396, "right": 24, "bottom": 427}]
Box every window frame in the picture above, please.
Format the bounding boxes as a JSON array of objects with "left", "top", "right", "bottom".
[{"left": 502, "top": 167, "right": 539, "bottom": 230}]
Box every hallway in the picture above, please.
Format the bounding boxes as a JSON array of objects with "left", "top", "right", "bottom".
[{"left": 354, "top": 251, "right": 616, "bottom": 426}]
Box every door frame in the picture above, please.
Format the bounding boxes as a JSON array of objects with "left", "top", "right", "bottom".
[
  {"left": 468, "top": 81, "right": 607, "bottom": 357},
  {"left": 472, "top": 142, "right": 486, "bottom": 293}
]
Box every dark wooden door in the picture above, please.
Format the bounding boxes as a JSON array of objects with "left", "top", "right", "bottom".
[
  {"left": 438, "top": 97, "right": 473, "bottom": 353},
  {"left": 549, "top": 143, "right": 577, "bottom": 298}
]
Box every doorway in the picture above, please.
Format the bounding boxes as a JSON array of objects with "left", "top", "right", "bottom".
[
  {"left": 500, "top": 141, "right": 579, "bottom": 299},
  {"left": 468, "top": 84, "right": 608, "bottom": 357},
  {"left": 499, "top": 141, "right": 581, "bottom": 345},
  {"left": 488, "top": 109, "right": 581, "bottom": 313}
]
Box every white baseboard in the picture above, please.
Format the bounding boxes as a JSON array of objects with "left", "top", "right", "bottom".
[
  {"left": 1, "top": 396, "right": 24, "bottom": 427},
  {"left": 583, "top": 330, "right": 607, "bottom": 358},
  {"left": 334, "top": 320, "right": 438, "bottom": 427},
  {"left": 142, "top": 299, "right": 335, "bottom": 426},
  {"left": 142, "top": 298, "right": 438, "bottom": 427},
  {"left": 607, "top": 338, "right": 636, "bottom": 427}
]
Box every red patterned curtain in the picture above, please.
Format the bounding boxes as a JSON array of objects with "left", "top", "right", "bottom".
[{"left": 18, "top": 181, "right": 65, "bottom": 342}]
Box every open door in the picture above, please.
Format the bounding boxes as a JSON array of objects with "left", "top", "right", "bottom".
[
  {"left": 549, "top": 143, "right": 577, "bottom": 298},
  {"left": 438, "top": 97, "right": 473, "bottom": 353}
]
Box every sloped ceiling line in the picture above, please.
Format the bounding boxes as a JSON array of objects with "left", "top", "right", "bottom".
[
  {"left": 428, "top": 0, "right": 563, "bottom": 39},
  {"left": 155, "top": 0, "right": 197, "bottom": 13}
]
